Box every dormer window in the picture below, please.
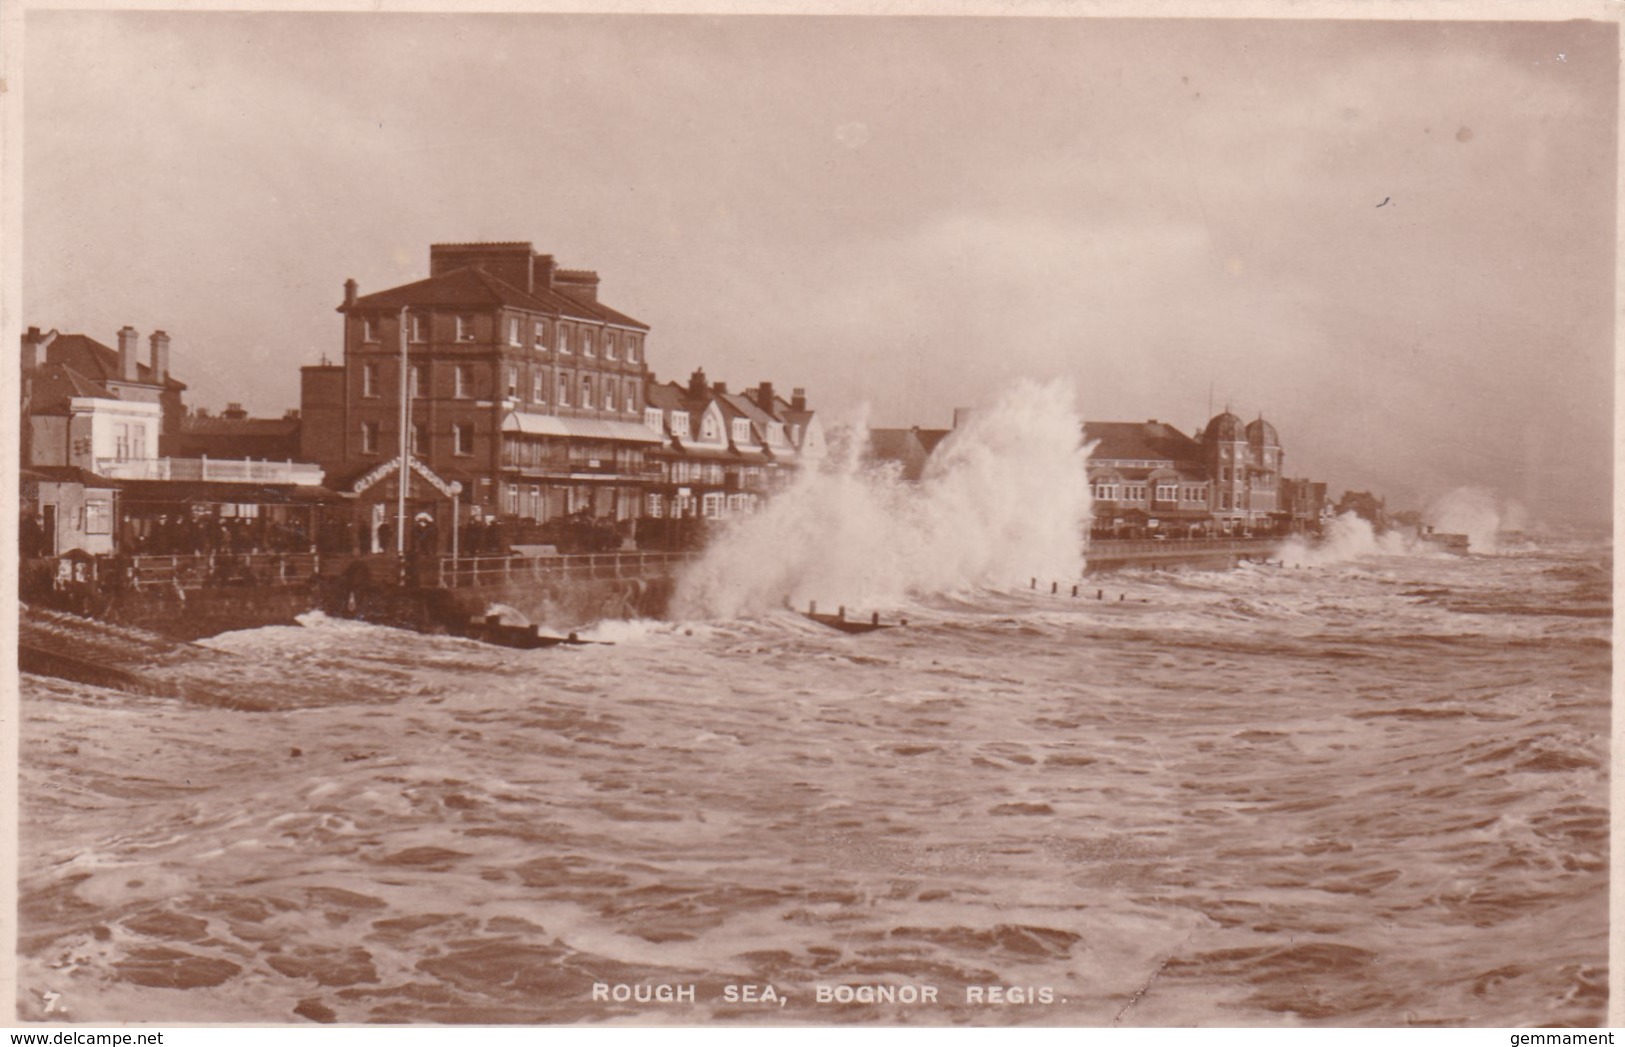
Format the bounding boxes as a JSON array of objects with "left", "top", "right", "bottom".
[
  {"left": 701, "top": 413, "right": 717, "bottom": 441},
  {"left": 732, "top": 419, "right": 751, "bottom": 444},
  {"left": 644, "top": 407, "right": 663, "bottom": 432},
  {"left": 673, "top": 410, "right": 690, "bottom": 436}
]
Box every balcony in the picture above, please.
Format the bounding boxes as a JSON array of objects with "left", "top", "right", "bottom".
[{"left": 96, "top": 457, "right": 326, "bottom": 486}]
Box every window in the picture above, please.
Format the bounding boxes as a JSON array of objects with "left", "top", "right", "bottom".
[
  {"left": 558, "top": 327, "right": 571, "bottom": 354},
  {"left": 410, "top": 313, "right": 428, "bottom": 343},
  {"left": 361, "top": 421, "right": 380, "bottom": 454},
  {"left": 454, "top": 364, "right": 471, "bottom": 399},
  {"left": 672, "top": 410, "right": 690, "bottom": 436},
  {"left": 702, "top": 493, "right": 724, "bottom": 519},
  {"left": 581, "top": 375, "right": 592, "bottom": 408},
  {"left": 411, "top": 422, "right": 426, "bottom": 455},
  {"left": 454, "top": 423, "right": 473, "bottom": 456},
  {"left": 1221, "top": 466, "right": 1231, "bottom": 482},
  {"left": 605, "top": 333, "right": 617, "bottom": 360},
  {"left": 1221, "top": 492, "right": 1232, "bottom": 509},
  {"left": 732, "top": 419, "right": 751, "bottom": 444},
  {"left": 701, "top": 413, "right": 719, "bottom": 440},
  {"left": 1092, "top": 483, "right": 1119, "bottom": 501},
  {"left": 645, "top": 406, "right": 664, "bottom": 431},
  {"left": 361, "top": 316, "right": 377, "bottom": 343},
  {"left": 505, "top": 484, "right": 519, "bottom": 515},
  {"left": 533, "top": 372, "right": 546, "bottom": 403},
  {"left": 603, "top": 383, "right": 616, "bottom": 410},
  {"left": 534, "top": 320, "right": 547, "bottom": 347},
  {"left": 625, "top": 383, "right": 636, "bottom": 413},
  {"left": 507, "top": 365, "right": 519, "bottom": 399},
  {"left": 410, "top": 364, "right": 427, "bottom": 398},
  {"left": 1156, "top": 484, "right": 1178, "bottom": 502},
  {"left": 582, "top": 331, "right": 595, "bottom": 357},
  {"left": 558, "top": 373, "right": 571, "bottom": 406},
  {"left": 791, "top": 423, "right": 802, "bottom": 444},
  {"left": 456, "top": 314, "right": 476, "bottom": 342},
  {"left": 84, "top": 500, "right": 112, "bottom": 535},
  {"left": 362, "top": 362, "right": 379, "bottom": 398},
  {"left": 646, "top": 493, "right": 664, "bottom": 519},
  {"left": 627, "top": 336, "right": 639, "bottom": 363},
  {"left": 508, "top": 317, "right": 522, "bottom": 346}
]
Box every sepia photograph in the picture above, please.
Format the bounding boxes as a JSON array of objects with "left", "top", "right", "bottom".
[{"left": 7, "top": 2, "right": 1617, "bottom": 1030}]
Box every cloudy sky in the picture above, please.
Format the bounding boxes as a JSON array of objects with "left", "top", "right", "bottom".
[{"left": 23, "top": 11, "right": 1618, "bottom": 525}]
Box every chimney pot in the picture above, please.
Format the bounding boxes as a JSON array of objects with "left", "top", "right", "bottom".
[
  {"left": 343, "top": 278, "right": 358, "bottom": 308},
  {"left": 713, "top": 381, "right": 727, "bottom": 395}
]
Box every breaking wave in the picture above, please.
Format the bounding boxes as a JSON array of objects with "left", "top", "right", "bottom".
[{"left": 673, "top": 379, "right": 1092, "bottom": 618}]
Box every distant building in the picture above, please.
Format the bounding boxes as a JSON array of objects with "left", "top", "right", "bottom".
[
  {"left": 872, "top": 408, "right": 1317, "bottom": 538},
  {"left": 1192, "top": 412, "right": 1286, "bottom": 534},
  {"left": 1084, "top": 419, "right": 1214, "bottom": 537},
  {"left": 1282, "top": 477, "right": 1329, "bottom": 534},
  {"left": 867, "top": 425, "right": 952, "bottom": 482},
  {"left": 170, "top": 404, "right": 304, "bottom": 462}
]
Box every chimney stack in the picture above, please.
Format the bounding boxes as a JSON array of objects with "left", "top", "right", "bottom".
[
  {"left": 223, "top": 402, "right": 248, "bottom": 420},
  {"left": 343, "top": 278, "right": 358, "bottom": 308},
  {"left": 791, "top": 387, "right": 807, "bottom": 411},
  {"left": 952, "top": 407, "right": 974, "bottom": 429},
  {"left": 713, "top": 381, "right": 728, "bottom": 395},
  {"left": 21, "top": 326, "right": 55, "bottom": 374},
  {"left": 149, "top": 330, "right": 170, "bottom": 385},
  {"left": 755, "top": 381, "right": 775, "bottom": 411},
  {"left": 117, "top": 326, "right": 140, "bottom": 381},
  {"left": 688, "top": 368, "right": 708, "bottom": 397}
]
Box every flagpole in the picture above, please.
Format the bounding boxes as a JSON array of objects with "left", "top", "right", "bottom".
[{"left": 397, "top": 306, "right": 410, "bottom": 568}]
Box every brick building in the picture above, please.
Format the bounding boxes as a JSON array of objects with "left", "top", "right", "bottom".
[{"left": 302, "top": 242, "right": 663, "bottom": 546}]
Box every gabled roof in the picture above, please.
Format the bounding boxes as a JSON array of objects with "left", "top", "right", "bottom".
[
  {"left": 643, "top": 380, "right": 690, "bottom": 414},
  {"left": 29, "top": 362, "right": 114, "bottom": 414},
  {"left": 45, "top": 333, "right": 187, "bottom": 392},
  {"left": 718, "top": 391, "right": 778, "bottom": 431},
  {"left": 347, "top": 266, "right": 649, "bottom": 331},
  {"left": 1084, "top": 421, "right": 1203, "bottom": 464}
]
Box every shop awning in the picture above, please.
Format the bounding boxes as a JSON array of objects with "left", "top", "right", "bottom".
[{"left": 502, "top": 411, "right": 663, "bottom": 444}]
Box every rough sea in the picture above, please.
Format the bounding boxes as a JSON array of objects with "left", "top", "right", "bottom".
[
  {"left": 16, "top": 533, "right": 1610, "bottom": 1027},
  {"left": 13, "top": 385, "right": 1613, "bottom": 1027}
]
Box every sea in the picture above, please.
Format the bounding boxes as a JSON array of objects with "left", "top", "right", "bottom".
[{"left": 13, "top": 385, "right": 1613, "bottom": 1027}]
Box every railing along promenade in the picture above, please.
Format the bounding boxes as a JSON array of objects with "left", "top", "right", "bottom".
[
  {"left": 120, "top": 550, "right": 697, "bottom": 592},
  {"left": 1086, "top": 536, "right": 1285, "bottom": 562},
  {"left": 434, "top": 551, "right": 695, "bottom": 589}
]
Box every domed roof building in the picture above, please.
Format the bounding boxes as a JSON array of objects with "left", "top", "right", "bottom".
[
  {"left": 1246, "top": 417, "right": 1280, "bottom": 449},
  {"left": 1203, "top": 411, "right": 1247, "bottom": 443}
]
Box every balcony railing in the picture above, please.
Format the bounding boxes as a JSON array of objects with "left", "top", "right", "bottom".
[{"left": 96, "top": 457, "right": 326, "bottom": 485}]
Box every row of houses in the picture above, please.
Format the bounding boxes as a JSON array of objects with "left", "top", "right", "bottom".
[
  {"left": 870, "top": 412, "right": 1329, "bottom": 538},
  {"left": 20, "top": 240, "right": 825, "bottom": 558}
]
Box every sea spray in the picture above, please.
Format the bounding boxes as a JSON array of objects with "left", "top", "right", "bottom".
[
  {"left": 1426, "top": 487, "right": 1521, "bottom": 554},
  {"left": 673, "top": 379, "right": 1092, "bottom": 618},
  {"left": 1277, "top": 512, "right": 1414, "bottom": 567}
]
